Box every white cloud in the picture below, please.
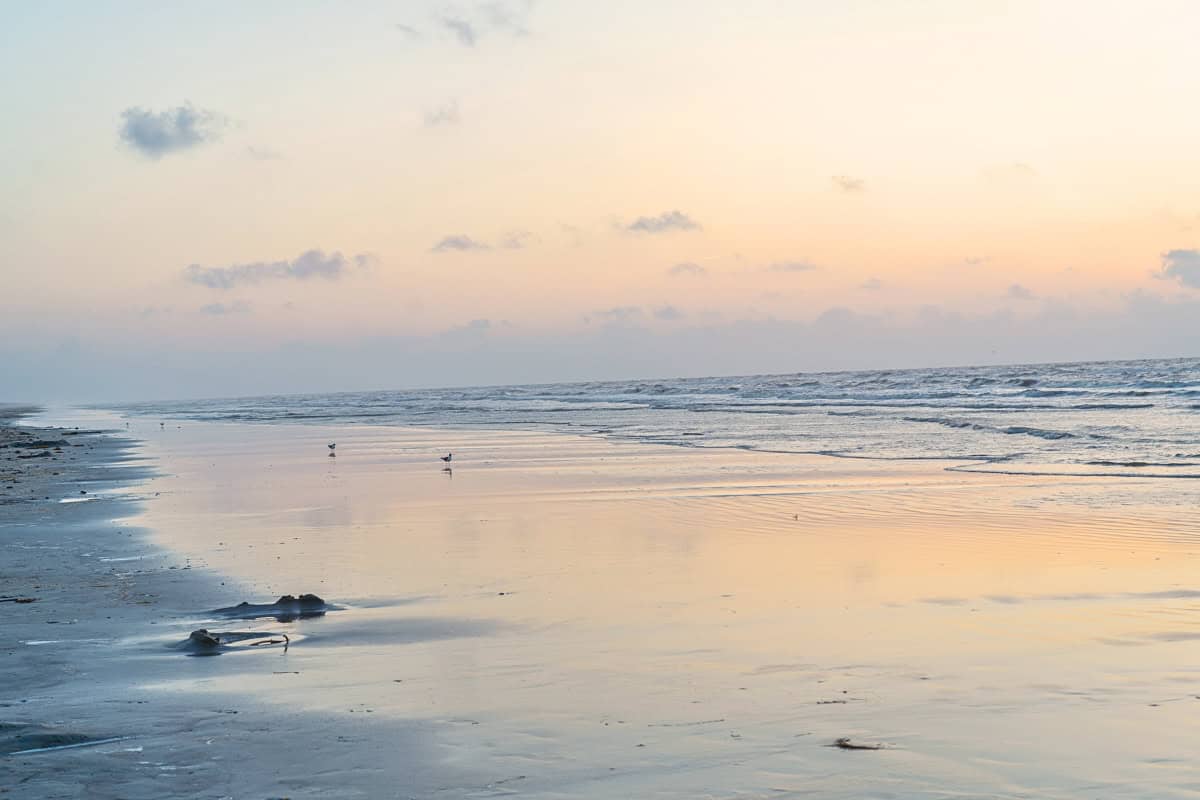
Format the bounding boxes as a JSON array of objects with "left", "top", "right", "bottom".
[
  {"left": 1159, "top": 249, "right": 1200, "bottom": 288},
  {"left": 668, "top": 262, "right": 707, "bottom": 277},
  {"left": 832, "top": 175, "right": 865, "bottom": 192},
  {"left": 118, "top": 104, "right": 226, "bottom": 159},
  {"left": 431, "top": 235, "right": 490, "bottom": 253},
  {"left": 184, "top": 249, "right": 369, "bottom": 289},
  {"left": 424, "top": 101, "right": 461, "bottom": 127},
  {"left": 626, "top": 210, "right": 701, "bottom": 234}
]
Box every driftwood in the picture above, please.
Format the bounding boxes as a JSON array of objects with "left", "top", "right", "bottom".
[
  {"left": 831, "top": 737, "right": 887, "bottom": 750},
  {"left": 212, "top": 593, "right": 332, "bottom": 621},
  {"left": 183, "top": 629, "right": 290, "bottom": 656}
]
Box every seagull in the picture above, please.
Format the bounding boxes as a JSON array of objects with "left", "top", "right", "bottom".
[{"left": 440, "top": 452, "right": 452, "bottom": 463}]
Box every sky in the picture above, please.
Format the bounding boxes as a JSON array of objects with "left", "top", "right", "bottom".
[{"left": 3, "top": 0, "right": 1200, "bottom": 401}]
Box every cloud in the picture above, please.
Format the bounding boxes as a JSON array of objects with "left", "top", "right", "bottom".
[
  {"left": 449, "top": 318, "right": 491, "bottom": 333},
  {"left": 441, "top": 1, "right": 531, "bottom": 47},
  {"left": 429, "top": 231, "right": 534, "bottom": 251},
  {"left": 424, "top": 101, "right": 460, "bottom": 127},
  {"left": 438, "top": 318, "right": 497, "bottom": 342},
  {"left": 500, "top": 230, "right": 535, "bottom": 249},
  {"left": 1007, "top": 284, "right": 1035, "bottom": 300},
  {"left": 1159, "top": 249, "right": 1200, "bottom": 288},
  {"left": 767, "top": 261, "right": 817, "bottom": 273},
  {"left": 654, "top": 305, "right": 684, "bottom": 321},
  {"left": 442, "top": 17, "right": 478, "bottom": 45},
  {"left": 626, "top": 210, "right": 701, "bottom": 234},
  {"left": 481, "top": 1, "right": 532, "bottom": 31},
  {"left": 832, "top": 175, "right": 865, "bottom": 193},
  {"left": 184, "top": 249, "right": 368, "bottom": 289},
  {"left": 200, "top": 301, "right": 250, "bottom": 315},
  {"left": 668, "top": 261, "right": 708, "bottom": 277},
  {"left": 594, "top": 306, "right": 642, "bottom": 321},
  {"left": 860, "top": 277, "right": 883, "bottom": 290},
  {"left": 118, "top": 104, "right": 227, "bottom": 158},
  {"left": 431, "top": 234, "right": 490, "bottom": 253}
]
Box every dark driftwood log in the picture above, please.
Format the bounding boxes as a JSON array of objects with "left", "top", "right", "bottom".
[
  {"left": 212, "top": 593, "right": 331, "bottom": 621},
  {"left": 831, "top": 737, "right": 886, "bottom": 750}
]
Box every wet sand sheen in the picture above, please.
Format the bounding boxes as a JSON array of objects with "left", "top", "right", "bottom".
[{"left": 115, "top": 418, "right": 1200, "bottom": 797}]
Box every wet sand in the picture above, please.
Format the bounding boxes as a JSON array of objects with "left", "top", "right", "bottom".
[
  {"left": 5, "top": 409, "right": 1200, "bottom": 797},
  {"left": 0, "top": 412, "right": 482, "bottom": 799}
]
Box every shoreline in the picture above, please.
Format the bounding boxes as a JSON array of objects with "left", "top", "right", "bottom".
[
  {"left": 0, "top": 411, "right": 479, "bottom": 798},
  {"left": 103, "top": 356, "right": 1200, "bottom": 485},
  {"left": 1, "top": 407, "right": 221, "bottom": 680},
  {"left": 108, "top": 406, "right": 1200, "bottom": 484}
]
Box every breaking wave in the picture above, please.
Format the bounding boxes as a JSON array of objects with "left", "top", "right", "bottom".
[{"left": 113, "top": 356, "right": 1200, "bottom": 479}]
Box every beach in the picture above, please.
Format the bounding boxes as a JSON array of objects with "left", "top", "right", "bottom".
[
  {"left": 10, "top": 1, "right": 1200, "bottom": 794},
  {"left": 4, "top": 407, "right": 1200, "bottom": 797},
  {"left": 0, "top": 412, "right": 479, "bottom": 799}
]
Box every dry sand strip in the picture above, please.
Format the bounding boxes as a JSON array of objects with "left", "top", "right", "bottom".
[{"left": 0, "top": 409, "right": 474, "bottom": 799}]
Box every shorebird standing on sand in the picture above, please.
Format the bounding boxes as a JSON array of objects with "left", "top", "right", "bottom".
[
  {"left": 328, "top": 443, "right": 336, "bottom": 457},
  {"left": 440, "top": 452, "right": 452, "bottom": 463}
]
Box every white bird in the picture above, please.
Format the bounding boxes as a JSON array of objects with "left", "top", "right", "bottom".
[{"left": 440, "top": 452, "right": 452, "bottom": 463}]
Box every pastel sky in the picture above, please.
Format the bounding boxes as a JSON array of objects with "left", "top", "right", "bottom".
[{"left": 3, "top": 1, "right": 1200, "bottom": 400}]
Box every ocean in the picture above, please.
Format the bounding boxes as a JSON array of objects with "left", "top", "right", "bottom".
[{"left": 115, "top": 356, "right": 1200, "bottom": 479}]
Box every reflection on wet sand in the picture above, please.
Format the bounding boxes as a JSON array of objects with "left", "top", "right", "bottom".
[{"left": 134, "top": 422, "right": 1200, "bottom": 798}]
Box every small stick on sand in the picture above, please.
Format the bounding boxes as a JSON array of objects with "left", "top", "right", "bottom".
[{"left": 831, "top": 737, "right": 887, "bottom": 750}]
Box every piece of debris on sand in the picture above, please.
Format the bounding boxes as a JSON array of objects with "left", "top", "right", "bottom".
[
  {"left": 830, "top": 736, "right": 888, "bottom": 750},
  {"left": 212, "top": 593, "right": 333, "bottom": 621},
  {"left": 179, "top": 629, "right": 290, "bottom": 656}
]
